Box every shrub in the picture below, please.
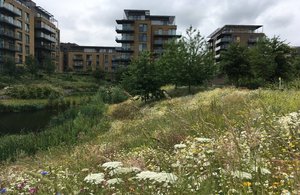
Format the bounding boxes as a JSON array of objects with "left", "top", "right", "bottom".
[{"left": 98, "top": 86, "right": 129, "bottom": 104}]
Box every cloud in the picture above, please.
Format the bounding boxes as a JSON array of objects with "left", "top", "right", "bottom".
[{"left": 33, "top": 0, "right": 300, "bottom": 46}]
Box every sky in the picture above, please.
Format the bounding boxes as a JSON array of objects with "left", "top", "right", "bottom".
[{"left": 33, "top": 0, "right": 300, "bottom": 47}]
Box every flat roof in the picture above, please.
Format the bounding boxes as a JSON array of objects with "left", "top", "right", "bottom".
[{"left": 208, "top": 24, "right": 263, "bottom": 38}]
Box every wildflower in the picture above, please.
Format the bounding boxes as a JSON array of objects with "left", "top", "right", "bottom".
[
  {"left": 174, "top": 144, "right": 187, "bottom": 149},
  {"left": 109, "top": 167, "right": 141, "bottom": 176},
  {"left": 84, "top": 173, "right": 105, "bottom": 184},
  {"left": 195, "top": 137, "right": 212, "bottom": 143},
  {"left": 231, "top": 171, "right": 252, "bottom": 180},
  {"left": 102, "top": 161, "right": 123, "bottom": 170},
  {"left": 135, "top": 171, "right": 178, "bottom": 184},
  {"left": 106, "top": 178, "right": 123, "bottom": 186},
  {"left": 40, "top": 171, "right": 49, "bottom": 175},
  {"left": 29, "top": 187, "right": 38, "bottom": 194},
  {"left": 243, "top": 182, "right": 252, "bottom": 187},
  {"left": 0, "top": 188, "right": 7, "bottom": 194}
]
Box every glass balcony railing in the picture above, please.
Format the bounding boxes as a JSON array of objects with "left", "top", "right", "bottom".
[
  {"left": 0, "top": 42, "right": 16, "bottom": 51},
  {"left": 0, "top": 14, "right": 22, "bottom": 28},
  {"left": 0, "top": 29, "right": 17, "bottom": 39},
  {"left": 115, "top": 36, "right": 134, "bottom": 42},
  {"left": 0, "top": 3, "right": 22, "bottom": 16},
  {"left": 36, "top": 32, "right": 56, "bottom": 42}
]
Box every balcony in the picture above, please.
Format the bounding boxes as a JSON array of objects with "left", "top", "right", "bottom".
[
  {"left": 116, "top": 19, "right": 134, "bottom": 24},
  {"left": 248, "top": 38, "right": 258, "bottom": 43},
  {"left": 112, "top": 56, "right": 131, "bottom": 62},
  {"left": 215, "top": 45, "right": 228, "bottom": 52},
  {"left": 115, "top": 26, "right": 134, "bottom": 33},
  {"left": 115, "top": 36, "right": 134, "bottom": 43},
  {"left": 115, "top": 47, "right": 134, "bottom": 53},
  {"left": 0, "top": 3, "right": 22, "bottom": 17},
  {"left": 0, "top": 29, "right": 18, "bottom": 40},
  {"left": 36, "top": 43, "right": 55, "bottom": 51},
  {"left": 36, "top": 32, "right": 56, "bottom": 42},
  {"left": 0, "top": 42, "right": 16, "bottom": 51},
  {"left": 216, "top": 37, "right": 232, "bottom": 45},
  {"left": 0, "top": 15, "right": 22, "bottom": 28},
  {"left": 154, "top": 31, "right": 181, "bottom": 38},
  {"left": 35, "top": 23, "right": 56, "bottom": 34}
]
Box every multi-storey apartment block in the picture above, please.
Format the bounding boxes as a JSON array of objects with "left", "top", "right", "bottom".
[
  {"left": 0, "top": 0, "right": 59, "bottom": 72},
  {"left": 60, "top": 43, "right": 119, "bottom": 77},
  {"left": 115, "top": 9, "right": 181, "bottom": 66},
  {"left": 0, "top": 0, "right": 34, "bottom": 68},
  {"left": 208, "top": 25, "right": 265, "bottom": 61}
]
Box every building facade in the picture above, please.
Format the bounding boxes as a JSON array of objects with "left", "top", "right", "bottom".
[
  {"left": 115, "top": 9, "right": 181, "bottom": 66},
  {"left": 208, "top": 25, "right": 265, "bottom": 61},
  {"left": 0, "top": 0, "right": 59, "bottom": 71},
  {"left": 60, "top": 43, "right": 119, "bottom": 76}
]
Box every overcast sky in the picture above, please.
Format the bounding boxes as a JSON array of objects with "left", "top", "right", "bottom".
[{"left": 34, "top": 0, "right": 300, "bottom": 47}]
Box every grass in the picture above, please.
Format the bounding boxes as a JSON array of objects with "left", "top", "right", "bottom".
[{"left": 0, "top": 87, "right": 299, "bottom": 194}]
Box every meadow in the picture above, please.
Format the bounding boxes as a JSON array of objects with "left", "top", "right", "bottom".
[{"left": 0, "top": 87, "right": 299, "bottom": 194}]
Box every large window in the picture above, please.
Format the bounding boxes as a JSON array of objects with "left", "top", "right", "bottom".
[
  {"left": 139, "top": 24, "right": 147, "bottom": 32},
  {"left": 139, "top": 34, "right": 147, "bottom": 42},
  {"left": 139, "top": 43, "right": 147, "bottom": 52},
  {"left": 25, "top": 34, "right": 30, "bottom": 44}
]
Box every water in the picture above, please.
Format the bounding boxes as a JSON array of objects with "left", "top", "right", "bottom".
[{"left": 0, "top": 110, "right": 58, "bottom": 135}]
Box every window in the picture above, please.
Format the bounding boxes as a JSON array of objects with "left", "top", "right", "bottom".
[
  {"left": 139, "top": 43, "right": 147, "bottom": 51},
  {"left": 17, "top": 31, "right": 22, "bottom": 40},
  {"left": 25, "top": 12, "right": 30, "bottom": 23},
  {"left": 104, "top": 55, "right": 108, "bottom": 63},
  {"left": 139, "top": 24, "right": 147, "bottom": 32},
  {"left": 139, "top": 34, "right": 147, "bottom": 42},
  {"left": 25, "top": 35, "right": 30, "bottom": 44},
  {"left": 25, "top": 46, "right": 30, "bottom": 55},
  {"left": 24, "top": 24, "right": 30, "bottom": 33}
]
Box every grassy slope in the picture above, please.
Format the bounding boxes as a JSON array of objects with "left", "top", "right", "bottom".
[{"left": 0, "top": 87, "right": 300, "bottom": 194}]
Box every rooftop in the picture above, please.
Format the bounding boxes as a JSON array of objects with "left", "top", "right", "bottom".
[{"left": 208, "top": 24, "right": 263, "bottom": 38}]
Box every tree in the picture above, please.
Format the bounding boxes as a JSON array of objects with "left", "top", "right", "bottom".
[
  {"left": 249, "top": 36, "right": 295, "bottom": 83},
  {"left": 2, "top": 56, "right": 17, "bottom": 76},
  {"left": 158, "top": 26, "right": 216, "bottom": 93},
  {"left": 121, "top": 52, "right": 162, "bottom": 102},
  {"left": 43, "top": 56, "right": 56, "bottom": 75},
  {"left": 25, "top": 55, "right": 38, "bottom": 77},
  {"left": 220, "top": 43, "right": 252, "bottom": 87}
]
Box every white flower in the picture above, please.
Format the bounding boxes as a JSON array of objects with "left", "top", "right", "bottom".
[
  {"left": 135, "top": 171, "right": 178, "bottom": 184},
  {"left": 174, "top": 144, "right": 187, "bottom": 149},
  {"left": 109, "top": 167, "right": 141, "bottom": 176},
  {"left": 102, "top": 161, "right": 123, "bottom": 170},
  {"left": 84, "top": 173, "right": 105, "bottom": 184},
  {"left": 231, "top": 171, "right": 252, "bottom": 180},
  {"left": 252, "top": 166, "right": 271, "bottom": 175},
  {"left": 195, "top": 137, "right": 212, "bottom": 143},
  {"left": 106, "top": 178, "right": 123, "bottom": 186}
]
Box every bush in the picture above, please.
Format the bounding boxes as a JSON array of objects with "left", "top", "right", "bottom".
[{"left": 98, "top": 86, "right": 129, "bottom": 104}]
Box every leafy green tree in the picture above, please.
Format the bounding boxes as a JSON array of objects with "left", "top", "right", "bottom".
[
  {"left": 25, "top": 55, "right": 38, "bottom": 77},
  {"left": 2, "top": 56, "right": 17, "bottom": 76},
  {"left": 220, "top": 43, "right": 252, "bottom": 87},
  {"left": 43, "top": 56, "right": 56, "bottom": 75},
  {"left": 249, "top": 37, "right": 295, "bottom": 83},
  {"left": 121, "top": 52, "right": 162, "bottom": 102},
  {"left": 159, "top": 26, "right": 216, "bottom": 93}
]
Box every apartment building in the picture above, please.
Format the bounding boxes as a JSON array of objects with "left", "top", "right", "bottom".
[
  {"left": 115, "top": 9, "right": 181, "bottom": 66},
  {"left": 208, "top": 25, "right": 265, "bottom": 61},
  {"left": 60, "top": 43, "right": 119, "bottom": 76},
  {"left": 0, "top": 0, "right": 59, "bottom": 71}
]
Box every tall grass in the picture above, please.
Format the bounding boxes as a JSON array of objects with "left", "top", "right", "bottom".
[{"left": 0, "top": 92, "right": 108, "bottom": 162}]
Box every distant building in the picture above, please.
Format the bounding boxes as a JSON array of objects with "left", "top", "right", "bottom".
[
  {"left": 208, "top": 25, "right": 265, "bottom": 61},
  {"left": 59, "top": 43, "right": 119, "bottom": 77},
  {"left": 0, "top": 0, "right": 60, "bottom": 70},
  {"left": 115, "top": 9, "right": 181, "bottom": 67}
]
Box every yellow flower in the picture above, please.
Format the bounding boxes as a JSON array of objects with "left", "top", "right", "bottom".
[{"left": 243, "top": 182, "right": 251, "bottom": 187}]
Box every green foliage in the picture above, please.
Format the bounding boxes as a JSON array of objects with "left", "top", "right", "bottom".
[
  {"left": 122, "top": 52, "right": 163, "bottom": 101},
  {"left": 4, "top": 84, "right": 63, "bottom": 99},
  {"left": 98, "top": 86, "right": 129, "bottom": 104},
  {"left": 159, "top": 26, "right": 216, "bottom": 92},
  {"left": 0, "top": 93, "right": 108, "bottom": 162},
  {"left": 43, "top": 56, "right": 56, "bottom": 75},
  {"left": 220, "top": 36, "right": 297, "bottom": 88},
  {"left": 1, "top": 56, "right": 17, "bottom": 76},
  {"left": 25, "top": 55, "right": 39, "bottom": 77},
  {"left": 221, "top": 43, "right": 252, "bottom": 87}
]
